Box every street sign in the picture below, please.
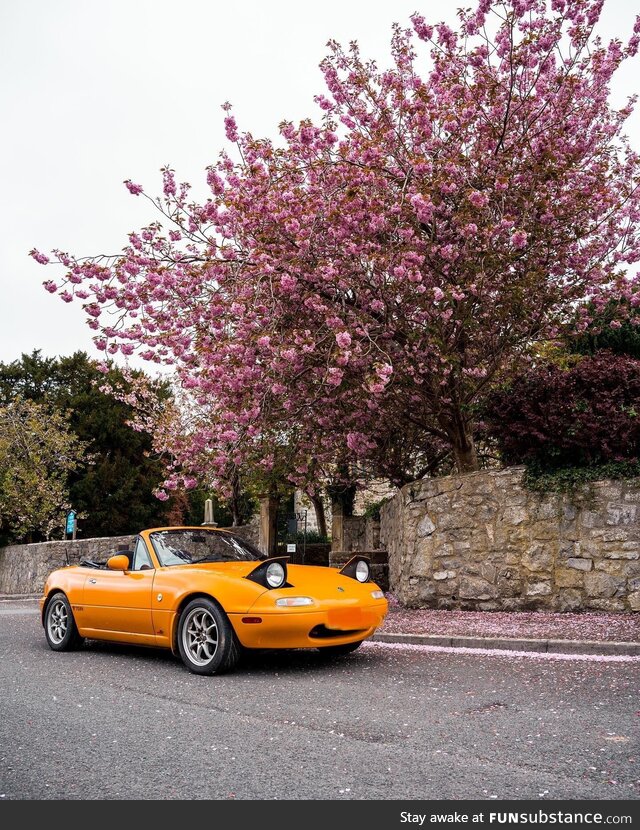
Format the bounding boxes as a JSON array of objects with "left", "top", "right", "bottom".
[
  {"left": 65, "top": 510, "right": 76, "bottom": 536},
  {"left": 286, "top": 543, "right": 297, "bottom": 553}
]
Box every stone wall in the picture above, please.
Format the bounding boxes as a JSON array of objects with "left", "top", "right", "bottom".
[
  {"left": 0, "top": 524, "right": 259, "bottom": 596},
  {"left": 380, "top": 467, "right": 640, "bottom": 612},
  {"left": 0, "top": 535, "right": 135, "bottom": 595}
]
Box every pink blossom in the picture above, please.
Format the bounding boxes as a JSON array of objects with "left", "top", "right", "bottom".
[
  {"left": 280, "top": 274, "right": 298, "bottom": 292},
  {"left": 410, "top": 193, "right": 434, "bottom": 222},
  {"left": 30, "top": 249, "right": 50, "bottom": 265},
  {"left": 327, "top": 367, "right": 343, "bottom": 386},
  {"left": 336, "top": 331, "right": 352, "bottom": 349},
  {"left": 468, "top": 190, "right": 488, "bottom": 208},
  {"left": 511, "top": 230, "right": 528, "bottom": 249},
  {"left": 43, "top": 280, "right": 57, "bottom": 293},
  {"left": 124, "top": 180, "right": 143, "bottom": 196},
  {"left": 224, "top": 115, "right": 239, "bottom": 143}
]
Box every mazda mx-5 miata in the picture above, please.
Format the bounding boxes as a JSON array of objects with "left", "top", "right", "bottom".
[{"left": 40, "top": 527, "right": 388, "bottom": 675}]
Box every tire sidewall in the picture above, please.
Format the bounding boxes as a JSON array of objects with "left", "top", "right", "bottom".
[
  {"left": 44, "top": 592, "right": 79, "bottom": 652},
  {"left": 177, "top": 598, "right": 232, "bottom": 676}
]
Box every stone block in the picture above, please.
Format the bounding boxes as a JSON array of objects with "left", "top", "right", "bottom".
[
  {"left": 586, "top": 597, "right": 626, "bottom": 612},
  {"left": 602, "top": 549, "right": 640, "bottom": 560},
  {"left": 584, "top": 572, "right": 624, "bottom": 599},
  {"left": 417, "top": 516, "right": 436, "bottom": 537},
  {"left": 522, "top": 544, "right": 554, "bottom": 572},
  {"left": 459, "top": 576, "right": 497, "bottom": 600},
  {"left": 580, "top": 511, "right": 599, "bottom": 529},
  {"left": 591, "top": 529, "right": 628, "bottom": 542},
  {"left": 556, "top": 589, "right": 583, "bottom": 612},
  {"left": 566, "top": 557, "right": 592, "bottom": 571},
  {"left": 432, "top": 543, "right": 454, "bottom": 559},
  {"left": 606, "top": 503, "right": 637, "bottom": 525},
  {"left": 433, "top": 570, "right": 456, "bottom": 581},
  {"left": 628, "top": 591, "right": 640, "bottom": 611},
  {"left": 554, "top": 568, "right": 584, "bottom": 589},
  {"left": 526, "top": 580, "right": 552, "bottom": 597},
  {"left": 535, "top": 500, "right": 560, "bottom": 520},
  {"left": 502, "top": 506, "right": 528, "bottom": 525},
  {"left": 595, "top": 560, "right": 632, "bottom": 577},
  {"left": 529, "top": 520, "right": 558, "bottom": 541}
]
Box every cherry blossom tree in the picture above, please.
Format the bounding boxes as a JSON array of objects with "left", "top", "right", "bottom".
[{"left": 33, "top": 0, "right": 640, "bottom": 487}]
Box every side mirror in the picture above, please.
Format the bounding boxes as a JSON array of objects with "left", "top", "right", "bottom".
[{"left": 107, "top": 554, "right": 130, "bottom": 571}]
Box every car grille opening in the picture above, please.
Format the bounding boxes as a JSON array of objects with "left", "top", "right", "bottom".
[{"left": 308, "top": 625, "right": 367, "bottom": 639}]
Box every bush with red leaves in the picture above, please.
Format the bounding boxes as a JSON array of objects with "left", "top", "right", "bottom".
[{"left": 484, "top": 353, "right": 640, "bottom": 468}]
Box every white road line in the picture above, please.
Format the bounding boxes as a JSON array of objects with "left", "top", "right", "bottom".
[{"left": 363, "top": 640, "right": 640, "bottom": 662}]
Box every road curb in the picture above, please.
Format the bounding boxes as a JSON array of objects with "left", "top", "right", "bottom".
[{"left": 372, "top": 631, "right": 640, "bottom": 656}]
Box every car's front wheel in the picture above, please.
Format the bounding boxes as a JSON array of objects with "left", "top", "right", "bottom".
[
  {"left": 177, "top": 597, "right": 240, "bottom": 676},
  {"left": 44, "top": 592, "right": 84, "bottom": 651}
]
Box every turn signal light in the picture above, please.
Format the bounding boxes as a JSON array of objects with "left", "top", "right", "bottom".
[{"left": 241, "top": 616, "right": 263, "bottom": 624}]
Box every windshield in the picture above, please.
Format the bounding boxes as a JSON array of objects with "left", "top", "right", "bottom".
[{"left": 150, "top": 529, "right": 267, "bottom": 567}]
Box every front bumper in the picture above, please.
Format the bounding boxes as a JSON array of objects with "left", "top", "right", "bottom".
[{"left": 229, "top": 602, "right": 387, "bottom": 649}]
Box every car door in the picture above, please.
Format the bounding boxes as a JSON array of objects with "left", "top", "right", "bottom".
[{"left": 82, "top": 537, "right": 155, "bottom": 636}]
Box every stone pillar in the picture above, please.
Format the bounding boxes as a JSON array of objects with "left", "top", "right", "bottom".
[
  {"left": 331, "top": 499, "right": 344, "bottom": 552},
  {"left": 258, "top": 495, "right": 279, "bottom": 557}
]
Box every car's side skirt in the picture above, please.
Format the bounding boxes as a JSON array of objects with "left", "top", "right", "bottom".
[{"left": 78, "top": 627, "right": 171, "bottom": 648}]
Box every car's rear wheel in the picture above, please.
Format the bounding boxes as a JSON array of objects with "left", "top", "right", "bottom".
[
  {"left": 318, "top": 640, "right": 363, "bottom": 657},
  {"left": 177, "top": 597, "right": 240, "bottom": 676},
  {"left": 44, "top": 592, "right": 84, "bottom": 651}
]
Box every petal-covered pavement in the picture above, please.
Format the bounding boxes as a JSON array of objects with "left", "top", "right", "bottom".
[{"left": 381, "top": 595, "right": 640, "bottom": 643}]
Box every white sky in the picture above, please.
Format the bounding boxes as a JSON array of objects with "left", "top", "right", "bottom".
[{"left": 1, "top": 0, "right": 638, "bottom": 367}]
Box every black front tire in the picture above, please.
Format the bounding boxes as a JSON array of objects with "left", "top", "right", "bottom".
[
  {"left": 177, "top": 597, "right": 240, "bottom": 676},
  {"left": 318, "top": 640, "right": 363, "bottom": 657},
  {"left": 44, "top": 592, "right": 84, "bottom": 651}
]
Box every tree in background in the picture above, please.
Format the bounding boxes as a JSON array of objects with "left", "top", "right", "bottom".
[
  {"left": 483, "top": 352, "right": 640, "bottom": 469},
  {"left": 568, "top": 299, "right": 640, "bottom": 359},
  {"left": 34, "top": 0, "right": 640, "bottom": 489},
  {"left": 0, "top": 351, "right": 174, "bottom": 537},
  {"left": 0, "top": 398, "right": 87, "bottom": 543}
]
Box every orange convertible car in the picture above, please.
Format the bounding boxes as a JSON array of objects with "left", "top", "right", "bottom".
[{"left": 40, "top": 527, "right": 388, "bottom": 675}]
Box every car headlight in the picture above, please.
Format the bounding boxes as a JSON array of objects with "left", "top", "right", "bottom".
[
  {"left": 355, "top": 560, "right": 370, "bottom": 583},
  {"left": 246, "top": 557, "right": 288, "bottom": 589},
  {"left": 339, "top": 555, "right": 372, "bottom": 583},
  {"left": 275, "top": 597, "right": 314, "bottom": 607},
  {"left": 266, "top": 561, "right": 286, "bottom": 588},
  {"left": 371, "top": 590, "right": 384, "bottom": 599}
]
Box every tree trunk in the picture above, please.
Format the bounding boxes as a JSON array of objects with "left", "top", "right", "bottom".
[
  {"left": 229, "top": 470, "right": 242, "bottom": 526},
  {"left": 308, "top": 492, "right": 327, "bottom": 539},
  {"left": 452, "top": 433, "right": 479, "bottom": 473}
]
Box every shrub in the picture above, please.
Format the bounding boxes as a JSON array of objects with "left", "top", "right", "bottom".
[
  {"left": 293, "top": 529, "right": 329, "bottom": 544},
  {"left": 483, "top": 352, "right": 640, "bottom": 469}
]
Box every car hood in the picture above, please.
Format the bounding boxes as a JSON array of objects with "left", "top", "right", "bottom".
[{"left": 173, "top": 562, "right": 380, "bottom": 599}]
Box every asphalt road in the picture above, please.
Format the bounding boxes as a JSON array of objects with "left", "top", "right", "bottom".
[{"left": 1, "top": 600, "right": 638, "bottom": 800}]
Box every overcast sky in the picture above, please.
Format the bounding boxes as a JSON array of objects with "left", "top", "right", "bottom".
[{"left": 1, "top": 0, "right": 639, "bottom": 369}]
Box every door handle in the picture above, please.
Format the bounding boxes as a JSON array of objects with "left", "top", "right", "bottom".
[{"left": 89, "top": 578, "right": 97, "bottom": 584}]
